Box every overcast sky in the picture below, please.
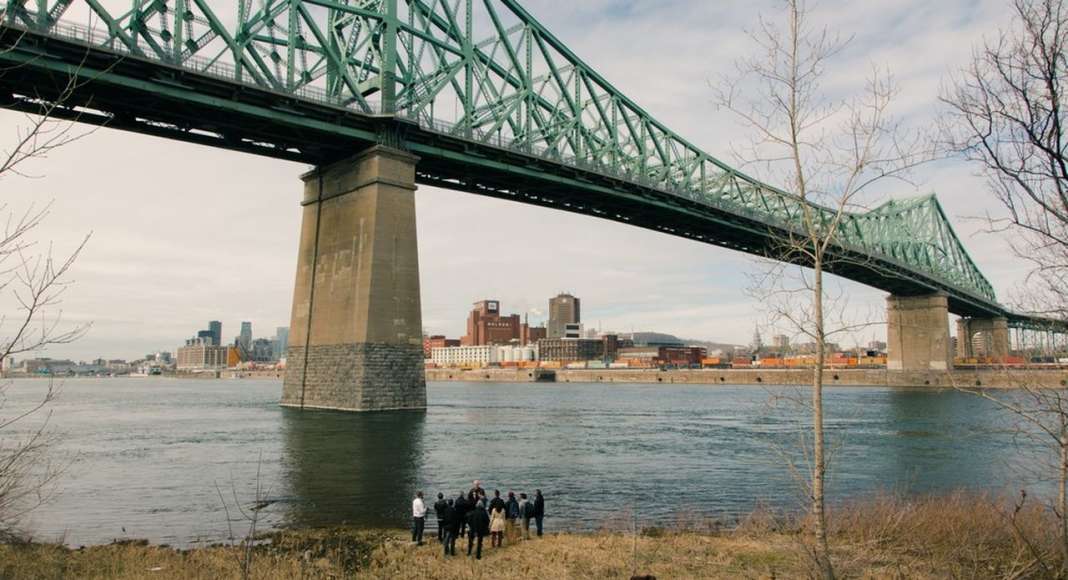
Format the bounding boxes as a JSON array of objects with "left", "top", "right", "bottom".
[{"left": 0, "top": 0, "right": 1028, "bottom": 361}]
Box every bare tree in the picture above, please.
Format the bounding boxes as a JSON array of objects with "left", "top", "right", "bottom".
[
  {"left": 715, "top": 1, "right": 932, "bottom": 576},
  {"left": 215, "top": 453, "right": 274, "bottom": 580},
  {"left": 943, "top": 0, "right": 1068, "bottom": 574},
  {"left": 943, "top": 0, "right": 1068, "bottom": 323},
  {"left": 0, "top": 202, "right": 89, "bottom": 536},
  {"left": 0, "top": 13, "right": 94, "bottom": 536}
]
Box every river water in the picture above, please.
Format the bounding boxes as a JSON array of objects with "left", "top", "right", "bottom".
[{"left": 3, "top": 378, "right": 1048, "bottom": 546}]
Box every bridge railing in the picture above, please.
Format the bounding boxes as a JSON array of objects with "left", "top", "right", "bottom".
[{"left": 30, "top": 17, "right": 383, "bottom": 113}]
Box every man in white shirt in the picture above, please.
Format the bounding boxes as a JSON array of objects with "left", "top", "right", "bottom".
[{"left": 411, "top": 491, "right": 427, "bottom": 545}]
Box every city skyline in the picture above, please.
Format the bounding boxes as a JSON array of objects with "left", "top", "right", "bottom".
[{"left": 0, "top": 0, "right": 1021, "bottom": 361}]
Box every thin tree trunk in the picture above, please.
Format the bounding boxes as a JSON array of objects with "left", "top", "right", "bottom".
[
  {"left": 1060, "top": 426, "right": 1068, "bottom": 578},
  {"left": 812, "top": 260, "right": 833, "bottom": 579}
]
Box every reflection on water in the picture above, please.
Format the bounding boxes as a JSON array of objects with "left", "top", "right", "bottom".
[
  {"left": 279, "top": 408, "right": 425, "bottom": 528},
  {"left": 877, "top": 388, "right": 1026, "bottom": 488}
]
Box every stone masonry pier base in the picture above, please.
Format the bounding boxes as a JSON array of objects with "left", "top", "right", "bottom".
[
  {"left": 282, "top": 146, "right": 426, "bottom": 412},
  {"left": 887, "top": 293, "right": 952, "bottom": 371}
]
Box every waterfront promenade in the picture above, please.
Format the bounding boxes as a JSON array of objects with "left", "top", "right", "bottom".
[{"left": 427, "top": 367, "right": 1068, "bottom": 388}]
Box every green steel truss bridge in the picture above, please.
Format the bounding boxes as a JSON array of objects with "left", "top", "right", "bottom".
[{"left": 0, "top": 0, "right": 1057, "bottom": 330}]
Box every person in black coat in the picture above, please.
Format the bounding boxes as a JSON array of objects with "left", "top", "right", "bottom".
[
  {"left": 454, "top": 492, "right": 470, "bottom": 538},
  {"left": 433, "top": 493, "right": 449, "bottom": 543},
  {"left": 442, "top": 499, "right": 460, "bottom": 556},
  {"left": 465, "top": 501, "right": 491, "bottom": 559},
  {"left": 468, "top": 480, "right": 485, "bottom": 504},
  {"left": 533, "top": 489, "right": 545, "bottom": 537},
  {"left": 489, "top": 489, "right": 506, "bottom": 513}
]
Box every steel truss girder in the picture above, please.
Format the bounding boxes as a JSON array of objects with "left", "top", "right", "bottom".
[{"left": 0, "top": 0, "right": 1027, "bottom": 322}]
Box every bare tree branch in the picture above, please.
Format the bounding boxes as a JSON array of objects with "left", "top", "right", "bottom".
[
  {"left": 0, "top": 11, "right": 95, "bottom": 537},
  {"left": 943, "top": 1, "right": 1068, "bottom": 573}
]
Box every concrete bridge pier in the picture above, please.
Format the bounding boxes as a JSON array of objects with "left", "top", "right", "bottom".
[
  {"left": 281, "top": 146, "right": 427, "bottom": 412},
  {"left": 886, "top": 293, "right": 953, "bottom": 371},
  {"left": 956, "top": 317, "right": 1010, "bottom": 361}
]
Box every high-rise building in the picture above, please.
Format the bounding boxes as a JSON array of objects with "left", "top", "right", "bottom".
[
  {"left": 462, "top": 300, "right": 521, "bottom": 346},
  {"left": 274, "top": 327, "right": 289, "bottom": 360},
  {"left": 239, "top": 321, "right": 252, "bottom": 352},
  {"left": 209, "top": 321, "right": 222, "bottom": 347},
  {"left": 196, "top": 329, "right": 215, "bottom": 344},
  {"left": 251, "top": 338, "right": 275, "bottom": 362},
  {"left": 771, "top": 334, "right": 790, "bottom": 352},
  {"left": 548, "top": 293, "right": 580, "bottom": 339}
]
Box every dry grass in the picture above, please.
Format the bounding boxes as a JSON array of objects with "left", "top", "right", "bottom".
[
  {"left": 361, "top": 532, "right": 797, "bottom": 579},
  {"left": 0, "top": 492, "right": 1064, "bottom": 579},
  {"left": 823, "top": 491, "right": 1062, "bottom": 579},
  {"left": 0, "top": 528, "right": 390, "bottom": 580}
]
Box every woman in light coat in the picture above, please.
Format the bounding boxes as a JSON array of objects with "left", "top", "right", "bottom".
[{"left": 489, "top": 505, "right": 507, "bottom": 548}]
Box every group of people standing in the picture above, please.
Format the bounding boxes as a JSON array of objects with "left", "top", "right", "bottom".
[{"left": 410, "top": 480, "right": 546, "bottom": 559}]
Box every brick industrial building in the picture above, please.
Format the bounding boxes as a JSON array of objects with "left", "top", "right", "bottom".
[
  {"left": 423, "top": 335, "right": 460, "bottom": 358},
  {"left": 461, "top": 300, "right": 546, "bottom": 346},
  {"left": 462, "top": 300, "right": 519, "bottom": 345},
  {"left": 520, "top": 318, "right": 547, "bottom": 345}
]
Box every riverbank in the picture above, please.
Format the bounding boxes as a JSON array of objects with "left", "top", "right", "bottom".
[
  {"left": 2, "top": 493, "right": 1060, "bottom": 579},
  {"left": 0, "top": 369, "right": 286, "bottom": 380},
  {"left": 427, "top": 366, "right": 1068, "bottom": 388}
]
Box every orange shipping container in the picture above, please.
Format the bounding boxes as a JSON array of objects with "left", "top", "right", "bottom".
[{"left": 227, "top": 347, "right": 240, "bottom": 368}]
